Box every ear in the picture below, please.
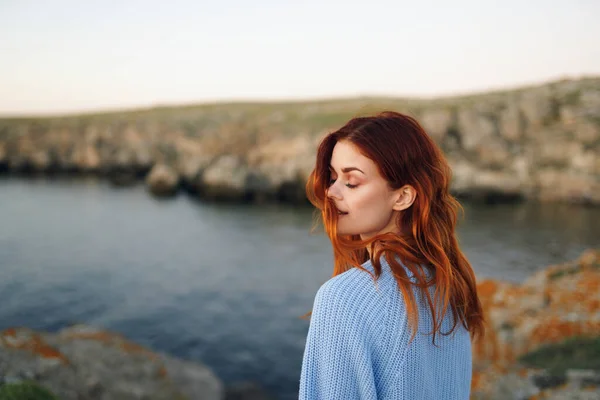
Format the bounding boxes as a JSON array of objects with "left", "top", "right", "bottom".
[{"left": 392, "top": 185, "right": 417, "bottom": 211}]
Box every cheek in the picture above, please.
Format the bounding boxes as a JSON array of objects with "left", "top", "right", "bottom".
[
  {"left": 341, "top": 186, "right": 394, "bottom": 231},
  {"left": 350, "top": 185, "right": 389, "bottom": 213}
]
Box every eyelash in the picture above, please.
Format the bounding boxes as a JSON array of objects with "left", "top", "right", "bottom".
[{"left": 329, "top": 178, "right": 358, "bottom": 189}]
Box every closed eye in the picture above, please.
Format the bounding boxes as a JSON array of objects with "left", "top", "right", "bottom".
[
  {"left": 329, "top": 178, "right": 358, "bottom": 189},
  {"left": 328, "top": 170, "right": 358, "bottom": 189}
]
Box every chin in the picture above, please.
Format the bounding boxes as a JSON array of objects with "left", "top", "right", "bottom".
[
  {"left": 336, "top": 225, "right": 363, "bottom": 237},
  {"left": 335, "top": 226, "right": 353, "bottom": 236}
]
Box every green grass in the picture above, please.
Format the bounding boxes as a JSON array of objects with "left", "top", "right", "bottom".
[
  {"left": 563, "top": 90, "right": 581, "bottom": 106},
  {"left": 0, "top": 381, "right": 59, "bottom": 400},
  {"left": 518, "top": 336, "right": 600, "bottom": 377}
]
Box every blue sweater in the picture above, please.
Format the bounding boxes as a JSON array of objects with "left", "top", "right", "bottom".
[{"left": 299, "top": 256, "right": 472, "bottom": 399}]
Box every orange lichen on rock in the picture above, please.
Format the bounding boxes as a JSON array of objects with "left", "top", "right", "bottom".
[
  {"left": 476, "top": 249, "right": 600, "bottom": 364},
  {"left": 119, "top": 339, "right": 156, "bottom": 357},
  {"left": 0, "top": 327, "right": 69, "bottom": 364},
  {"left": 577, "top": 271, "right": 600, "bottom": 293},
  {"left": 529, "top": 319, "right": 600, "bottom": 345},
  {"left": 59, "top": 325, "right": 169, "bottom": 379},
  {"left": 61, "top": 329, "right": 126, "bottom": 344},
  {"left": 470, "top": 370, "right": 483, "bottom": 390},
  {"left": 62, "top": 327, "right": 158, "bottom": 358},
  {"left": 477, "top": 280, "right": 499, "bottom": 298},
  {"left": 472, "top": 249, "right": 600, "bottom": 398}
]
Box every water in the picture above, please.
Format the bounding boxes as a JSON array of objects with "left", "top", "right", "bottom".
[{"left": 0, "top": 178, "right": 598, "bottom": 399}]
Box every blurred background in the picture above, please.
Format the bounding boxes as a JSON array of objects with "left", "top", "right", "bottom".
[{"left": 0, "top": 1, "right": 599, "bottom": 399}]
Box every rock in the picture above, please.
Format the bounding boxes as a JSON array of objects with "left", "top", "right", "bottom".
[
  {"left": 0, "top": 324, "right": 224, "bottom": 400},
  {"left": 177, "top": 154, "right": 213, "bottom": 194},
  {"left": 225, "top": 381, "right": 274, "bottom": 400},
  {"left": 449, "top": 161, "right": 524, "bottom": 203},
  {"left": 566, "top": 369, "right": 600, "bottom": 388},
  {"left": 0, "top": 143, "right": 7, "bottom": 173},
  {"left": 535, "top": 169, "right": 600, "bottom": 204},
  {"left": 474, "top": 141, "right": 512, "bottom": 170},
  {"left": 70, "top": 144, "right": 101, "bottom": 172},
  {"left": 531, "top": 371, "right": 567, "bottom": 390},
  {"left": 471, "top": 249, "right": 600, "bottom": 399},
  {"left": 419, "top": 109, "right": 453, "bottom": 143},
  {"left": 200, "top": 155, "right": 251, "bottom": 201},
  {"left": 29, "top": 151, "right": 52, "bottom": 171},
  {"left": 499, "top": 102, "right": 525, "bottom": 141},
  {"left": 146, "top": 164, "right": 180, "bottom": 197},
  {"left": 574, "top": 120, "right": 600, "bottom": 144},
  {"left": 246, "top": 136, "right": 315, "bottom": 203},
  {"left": 104, "top": 148, "right": 148, "bottom": 186},
  {"left": 580, "top": 88, "right": 600, "bottom": 112},
  {"left": 536, "top": 138, "right": 583, "bottom": 168},
  {"left": 519, "top": 86, "right": 557, "bottom": 128},
  {"left": 456, "top": 108, "right": 498, "bottom": 152}
]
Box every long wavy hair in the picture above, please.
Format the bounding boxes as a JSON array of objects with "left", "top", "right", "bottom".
[{"left": 306, "top": 111, "right": 484, "bottom": 343}]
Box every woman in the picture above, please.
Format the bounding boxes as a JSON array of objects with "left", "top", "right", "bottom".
[{"left": 299, "top": 111, "right": 484, "bottom": 399}]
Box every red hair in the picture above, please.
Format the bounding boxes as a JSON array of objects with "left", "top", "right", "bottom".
[{"left": 306, "top": 111, "right": 485, "bottom": 343}]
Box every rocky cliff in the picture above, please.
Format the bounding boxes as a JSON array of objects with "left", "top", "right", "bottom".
[
  {"left": 472, "top": 249, "right": 600, "bottom": 399},
  {"left": 0, "top": 77, "right": 598, "bottom": 204}
]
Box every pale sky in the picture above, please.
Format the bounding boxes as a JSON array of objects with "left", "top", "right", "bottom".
[{"left": 1, "top": 0, "right": 599, "bottom": 115}]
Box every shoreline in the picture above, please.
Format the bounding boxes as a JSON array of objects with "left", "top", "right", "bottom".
[
  {"left": 2, "top": 76, "right": 599, "bottom": 207},
  {"left": 2, "top": 169, "right": 592, "bottom": 208}
]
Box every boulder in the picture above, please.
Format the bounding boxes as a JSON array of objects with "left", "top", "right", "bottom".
[
  {"left": 200, "top": 155, "right": 251, "bottom": 201},
  {"left": 146, "top": 164, "right": 180, "bottom": 197},
  {"left": 70, "top": 145, "right": 101, "bottom": 172},
  {"left": 0, "top": 324, "right": 223, "bottom": 400}
]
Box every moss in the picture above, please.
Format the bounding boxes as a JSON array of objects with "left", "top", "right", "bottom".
[
  {"left": 548, "top": 259, "right": 600, "bottom": 281},
  {"left": 518, "top": 336, "right": 600, "bottom": 377},
  {"left": 499, "top": 321, "right": 515, "bottom": 331},
  {"left": 0, "top": 381, "right": 60, "bottom": 400},
  {"left": 548, "top": 265, "right": 582, "bottom": 281}
]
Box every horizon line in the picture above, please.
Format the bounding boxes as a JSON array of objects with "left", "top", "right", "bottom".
[{"left": 1, "top": 73, "right": 597, "bottom": 119}]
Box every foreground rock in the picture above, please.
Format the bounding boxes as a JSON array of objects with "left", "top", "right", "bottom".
[
  {"left": 472, "top": 249, "right": 600, "bottom": 399},
  {"left": 0, "top": 77, "right": 598, "bottom": 205},
  {"left": 0, "top": 324, "right": 223, "bottom": 400}
]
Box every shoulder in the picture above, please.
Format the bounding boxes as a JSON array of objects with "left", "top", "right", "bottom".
[{"left": 312, "top": 266, "right": 393, "bottom": 324}]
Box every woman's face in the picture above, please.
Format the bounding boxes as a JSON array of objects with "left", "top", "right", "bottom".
[{"left": 327, "top": 140, "right": 402, "bottom": 240}]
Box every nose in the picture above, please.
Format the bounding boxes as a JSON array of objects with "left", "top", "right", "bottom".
[{"left": 326, "top": 181, "right": 343, "bottom": 201}]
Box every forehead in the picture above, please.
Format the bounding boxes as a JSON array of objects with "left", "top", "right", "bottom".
[{"left": 330, "top": 140, "right": 375, "bottom": 172}]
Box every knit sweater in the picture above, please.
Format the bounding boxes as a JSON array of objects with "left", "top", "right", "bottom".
[{"left": 299, "top": 256, "right": 472, "bottom": 399}]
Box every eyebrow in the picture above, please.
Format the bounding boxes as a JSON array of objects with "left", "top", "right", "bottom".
[{"left": 329, "top": 165, "right": 365, "bottom": 175}]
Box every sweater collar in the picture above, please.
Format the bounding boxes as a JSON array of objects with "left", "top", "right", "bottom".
[{"left": 360, "top": 254, "right": 393, "bottom": 275}]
